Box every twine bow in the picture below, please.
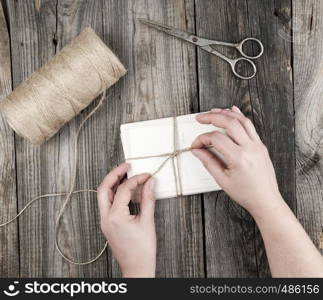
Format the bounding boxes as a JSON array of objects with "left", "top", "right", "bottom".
[{"left": 126, "top": 117, "right": 194, "bottom": 196}]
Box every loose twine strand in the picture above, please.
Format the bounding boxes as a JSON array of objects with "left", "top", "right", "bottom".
[
  {"left": 0, "top": 28, "right": 126, "bottom": 265},
  {"left": 0, "top": 28, "right": 211, "bottom": 265},
  {"left": 0, "top": 101, "right": 198, "bottom": 265},
  {"left": 0, "top": 108, "right": 204, "bottom": 264},
  {"left": 0, "top": 92, "right": 108, "bottom": 265}
]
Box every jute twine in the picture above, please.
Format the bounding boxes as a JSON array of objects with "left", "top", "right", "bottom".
[
  {"left": 125, "top": 117, "right": 214, "bottom": 197},
  {"left": 0, "top": 27, "right": 126, "bottom": 144},
  {"left": 0, "top": 28, "right": 126, "bottom": 265},
  {"left": 0, "top": 108, "right": 212, "bottom": 264},
  {"left": 0, "top": 27, "right": 212, "bottom": 265}
]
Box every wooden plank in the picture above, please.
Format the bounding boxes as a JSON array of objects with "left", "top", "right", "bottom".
[
  {"left": 102, "top": 0, "right": 204, "bottom": 277},
  {"left": 293, "top": 0, "right": 323, "bottom": 253},
  {"left": 53, "top": 0, "right": 110, "bottom": 277},
  {"left": 6, "top": 0, "right": 109, "bottom": 276},
  {"left": 196, "top": 0, "right": 294, "bottom": 277},
  {"left": 246, "top": 0, "right": 295, "bottom": 277},
  {"left": 0, "top": 0, "right": 19, "bottom": 277},
  {"left": 7, "top": 0, "right": 60, "bottom": 277},
  {"left": 7, "top": 0, "right": 65, "bottom": 277}
]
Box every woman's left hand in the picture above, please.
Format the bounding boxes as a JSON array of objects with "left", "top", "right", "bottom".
[{"left": 97, "top": 163, "right": 156, "bottom": 277}]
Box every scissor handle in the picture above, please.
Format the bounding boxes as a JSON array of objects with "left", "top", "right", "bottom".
[
  {"left": 230, "top": 57, "right": 257, "bottom": 80},
  {"left": 237, "top": 38, "right": 264, "bottom": 59}
]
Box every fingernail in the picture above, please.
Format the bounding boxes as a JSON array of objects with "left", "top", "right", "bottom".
[
  {"left": 211, "top": 108, "right": 222, "bottom": 113},
  {"left": 122, "top": 162, "right": 129, "bottom": 168},
  {"left": 232, "top": 105, "right": 241, "bottom": 112},
  {"left": 149, "top": 178, "right": 155, "bottom": 191}
]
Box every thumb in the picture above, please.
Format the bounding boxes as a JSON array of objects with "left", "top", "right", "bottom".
[
  {"left": 140, "top": 177, "right": 156, "bottom": 222},
  {"left": 191, "top": 148, "right": 227, "bottom": 186}
]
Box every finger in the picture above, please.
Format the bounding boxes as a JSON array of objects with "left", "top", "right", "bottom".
[
  {"left": 97, "top": 163, "right": 129, "bottom": 219},
  {"left": 196, "top": 112, "right": 250, "bottom": 145},
  {"left": 97, "top": 188, "right": 111, "bottom": 222},
  {"left": 98, "top": 163, "right": 129, "bottom": 195},
  {"left": 220, "top": 108, "right": 261, "bottom": 141},
  {"left": 210, "top": 107, "right": 260, "bottom": 141},
  {"left": 191, "top": 131, "right": 238, "bottom": 164},
  {"left": 113, "top": 173, "right": 151, "bottom": 212},
  {"left": 211, "top": 108, "right": 223, "bottom": 113},
  {"left": 139, "top": 177, "right": 156, "bottom": 222},
  {"left": 231, "top": 105, "right": 243, "bottom": 115},
  {"left": 191, "top": 148, "right": 227, "bottom": 186},
  {"left": 211, "top": 106, "right": 241, "bottom": 114},
  {"left": 112, "top": 175, "right": 124, "bottom": 194}
]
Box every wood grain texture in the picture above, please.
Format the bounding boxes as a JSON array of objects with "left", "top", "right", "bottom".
[
  {"left": 102, "top": 0, "right": 204, "bottom": 277},
  {"left": 6, "top": 0, "right": 109, "bottom": 277},
  {"left": 0, "top": 1, "right": 19, "bottom": 277},
  {"left": 243, "top": 0, "right": 295, "bottom": 277},
  {"left": 3, "top": 0, "right": 204, "bottom": 277},
  {"left": 195, "top": 0, "right": 294, "bottom": 277},
  {"left": 53, "top": 0, "right": 110, "bottom": 277},
  {"left": 293, "top": 0, "right": 323, "bottom": 253},
  {"left": 1, "top": 0, "right": 321, "bottom": 278},
  {"left": 7, "top": 0, "right": 65, "bottom": 277}
]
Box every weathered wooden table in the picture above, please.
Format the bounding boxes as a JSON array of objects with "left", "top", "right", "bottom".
[{"left": 0, "top": 0, "right": 322, "bottom": 278}]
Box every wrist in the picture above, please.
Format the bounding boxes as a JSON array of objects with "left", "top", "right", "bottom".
[
  {"left": 248, "top": 192, "right": 286, "bottom": 222},
  {"left": 122, "top": 269, "right": 155, "bottom": 278},
  {"left": 122, "top": 264, "right": 156, "bottom": 278}
]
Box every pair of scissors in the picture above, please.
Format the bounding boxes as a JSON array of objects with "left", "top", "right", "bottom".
[{"left": 138, "top": 18, "right": 264, "bottom": 80}]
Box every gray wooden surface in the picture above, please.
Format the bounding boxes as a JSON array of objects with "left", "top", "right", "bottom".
[
  {"left": 0, "top": 1, "right": 19, "bottom": 277},
  {"left": 293, "top": 0, "right": 323, "bottom": 256},
  {"left": 0, "top": 0, "right": 322, "bottom": 278}
]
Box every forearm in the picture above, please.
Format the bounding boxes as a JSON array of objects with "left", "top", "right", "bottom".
[
  {"left": 192, "top": 108, "right": 323, "bottom": 277},
  {"left": 252, "top": 194, "right": 323, "bottom": 277}
]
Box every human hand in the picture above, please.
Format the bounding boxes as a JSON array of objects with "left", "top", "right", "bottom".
[
  {"left": 97, "top": 163, "right": 156, "bottom": 277},
  {"left": 191, "top": 106, "right": 283, "bottom": 217}
]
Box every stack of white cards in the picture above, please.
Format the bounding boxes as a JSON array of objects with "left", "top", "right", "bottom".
[{"left": 120, "top": 112, "right": 224, "bottom": 199}]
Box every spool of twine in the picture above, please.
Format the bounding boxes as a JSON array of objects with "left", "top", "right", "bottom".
[
  {"left": 0, "top": 27, "right": 126, "bottom": 144},
  {"left": 0, "top": 27, "right": 126, "bottom": 265}
]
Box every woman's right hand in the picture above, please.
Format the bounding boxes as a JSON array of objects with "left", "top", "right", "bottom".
[{"left": 191, "top": 106, "right": 284, "bottom": 217}]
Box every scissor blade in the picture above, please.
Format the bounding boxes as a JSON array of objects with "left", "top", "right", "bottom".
[{"left": 138, "top": 18, "right": 209, "bottom": 47}]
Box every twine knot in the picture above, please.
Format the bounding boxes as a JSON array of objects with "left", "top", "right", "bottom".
[
  {"left": 126, "top": 118, "right": 196, "bottom": 197},
  {"left": 170, "top": 148, "right": 189, "bottom": 158}
]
